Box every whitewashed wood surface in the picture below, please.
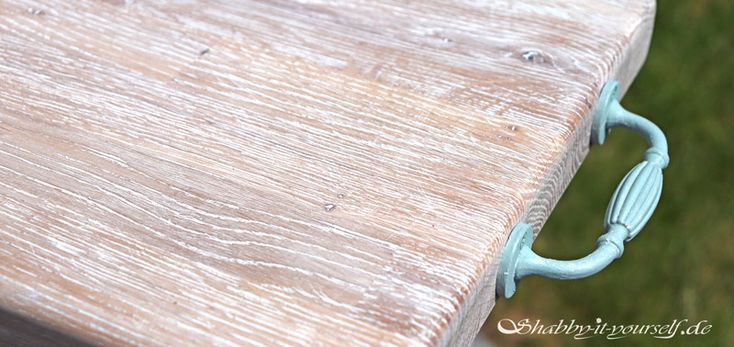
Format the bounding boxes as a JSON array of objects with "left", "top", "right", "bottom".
[{"left": 0, "top": 0, "right": 654, "bottom": 346}]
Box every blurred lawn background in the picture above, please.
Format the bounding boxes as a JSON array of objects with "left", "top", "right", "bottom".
[{"left": 479, "top": 0, "right": 733, "bottom": 346}]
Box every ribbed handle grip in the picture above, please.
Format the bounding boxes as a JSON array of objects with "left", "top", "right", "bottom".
[{"left": 605, "top": 161, "right": 663, "bottom": 241}]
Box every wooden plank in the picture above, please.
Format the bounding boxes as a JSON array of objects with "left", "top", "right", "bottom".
[{"left": 0, "top": 0, "right": 654, "bottom": 346}]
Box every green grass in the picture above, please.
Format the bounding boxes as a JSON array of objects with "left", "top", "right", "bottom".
[{"left": 482, "top": 0, "right": 734, "bottom": 345}]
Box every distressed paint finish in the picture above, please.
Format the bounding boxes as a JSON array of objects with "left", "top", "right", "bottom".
[{"left": 0, "top": 0, "right": 654, "bottom": 346}]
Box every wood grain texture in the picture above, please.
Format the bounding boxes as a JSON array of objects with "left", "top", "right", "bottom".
[{"left": 0, "top": 0, "right": 655, "bottom": 346}]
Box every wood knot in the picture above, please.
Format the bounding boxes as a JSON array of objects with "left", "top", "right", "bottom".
[
  {"left": 520, "top": 50, "right": 545, "bottom": 64},
  {"left": 27, "top": 8, "right": 45, "bottom": 16}
]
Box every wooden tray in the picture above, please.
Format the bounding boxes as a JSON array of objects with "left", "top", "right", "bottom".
[{"left": 0, "top": 1, "right": 654, "bottom": 346}]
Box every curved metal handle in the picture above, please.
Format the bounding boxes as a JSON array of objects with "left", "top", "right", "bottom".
[{"left": 496, "top": 81, "right": 669, "bottom": 299}]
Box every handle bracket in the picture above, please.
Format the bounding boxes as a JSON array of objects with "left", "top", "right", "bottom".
[{"left": 496, "top": 81, "right": 669, "bottom": 299}]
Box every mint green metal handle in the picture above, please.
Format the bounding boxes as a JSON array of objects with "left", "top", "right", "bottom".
[{"left": 496, "top": 81, "right": 669, "bottom": 299}]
